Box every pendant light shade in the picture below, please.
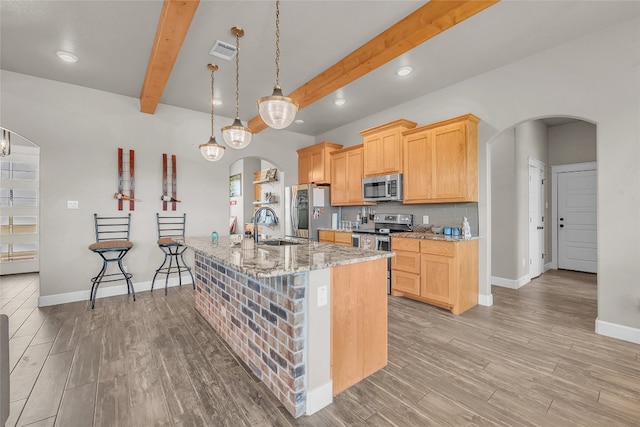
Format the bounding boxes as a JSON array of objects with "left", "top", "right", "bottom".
[
  {"left": 222, "top": 27, "right": 252, "bottom": 149},
  {"left": 258, "top": 0, "right": 298, "bottom": 129},
  {"left": 199, "top": 64, "right": 226, "bottom": 162}
]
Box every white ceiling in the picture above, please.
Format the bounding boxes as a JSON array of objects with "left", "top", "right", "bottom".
[{"left": 2, "top": 1, "right": 640, "bottom": 136}]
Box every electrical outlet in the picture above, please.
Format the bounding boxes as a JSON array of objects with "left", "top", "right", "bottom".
[
  {"left": 422, "top": 215, "right": 429, "bottom": 224},
  {"left": 317, "top": 286, "right": 327, "bottom": 307},
  {"left": 67, "top": 200, "right": 79, "bottom": 209}
]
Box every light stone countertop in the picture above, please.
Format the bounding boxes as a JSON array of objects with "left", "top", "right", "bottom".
[
  {"left": 391, "top": 232, "right": 480, "bottom": 242},
  {"left": 183, "top": 236, "right": 393, "bottom": 279}
]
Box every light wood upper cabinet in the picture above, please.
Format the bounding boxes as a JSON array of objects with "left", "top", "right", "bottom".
[
  {"left": 330, "top": 144, "right": 370, "bottom": 206},
  {"left": 297, "top": 141, "right": 343, "bottom": 184},
  {"left": 403, "top": 114, "right": 479, "bottom": 203},
  {"left": 360, "top": 119, "right": 416, "bottom": 177}
]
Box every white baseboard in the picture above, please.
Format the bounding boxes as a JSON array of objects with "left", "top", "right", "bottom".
[
  {"left": 544, "top": 263, "right": 553, "bottom": 272},
  {"left": 38, "top": 276, "right": 193, "bottom": 307},
  {"left": 595, "top": 318, "right": 640, "bottom": 345},
  {"left": 478, "top": 293, "right": 493, "bottom": 307},
  {"left": 491, "top": 275, "right": 531, "bottom": 289},
  {"left": 305, "top": 380, "right": 333, "bottom": 416}
]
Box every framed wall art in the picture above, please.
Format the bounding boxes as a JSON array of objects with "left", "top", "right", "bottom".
[{"left": 229, "top": 173, "right": 241, "bottom": 197}]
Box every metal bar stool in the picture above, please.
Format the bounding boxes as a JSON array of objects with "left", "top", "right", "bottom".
[
  {"left": 151, "top": 213, "right": 194, "bottom": 295},
  {"left": 88, "top": 213, "right": 136, "bottom": 309}
]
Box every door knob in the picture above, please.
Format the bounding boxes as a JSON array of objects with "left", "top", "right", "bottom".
[
  {"left": 559, "top": 218, "right": 564, "bottom": 221},
  {"left": 559, "top": 224, "right": 564, "bottom": 228}
]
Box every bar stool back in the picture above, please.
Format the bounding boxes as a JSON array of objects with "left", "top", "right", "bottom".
[
  {"left": 88, "top": 213, "right": 135, "bottom": 308},
  {"left": 151, "top": 213, "right": 194, "bottom": 295}
]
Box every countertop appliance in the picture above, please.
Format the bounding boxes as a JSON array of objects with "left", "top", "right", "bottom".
[
  {"left": 284, "top": 184, "right": 337, "bottom": 240},
  {"left": 362, "top": 173, "right": 403, "bottom": 202},
  {"left": 352, "top": 212, "right": 413, "bottom": 294}
]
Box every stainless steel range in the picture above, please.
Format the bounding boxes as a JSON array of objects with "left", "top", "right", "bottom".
[{"left": 352, "top": 213, "right": 413, "bottom": 294}]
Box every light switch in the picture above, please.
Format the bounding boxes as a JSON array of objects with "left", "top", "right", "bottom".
[
  {"left": 67, "top": 200, "right": 79, "bottom": 209},
  {"left": 317, "top": 286, "right": 328, "bottom": 307}
]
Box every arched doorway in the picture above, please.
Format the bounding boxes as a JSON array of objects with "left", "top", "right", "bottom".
[
  {"left": 486, "top": 115, "right": 597, "bottom": 320},
  {"left": 228, "top": 156, "right": 285, "bottom": 239}
]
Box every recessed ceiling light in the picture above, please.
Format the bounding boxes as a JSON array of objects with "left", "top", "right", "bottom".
[
  {"left": 294, "top": 119, "right": 304, "bottom": 124},
  {"left": 396, "top": 66, "right": 412, "bottom": 76},
  {"left": 334, "top": 98, "right": 346, "bottom": 106},
  {"left": 56, "top": 51, "right": 78, "bottom": 63},
  {"left": 213, "top": 98, "right": 223, "bottom": 106}
]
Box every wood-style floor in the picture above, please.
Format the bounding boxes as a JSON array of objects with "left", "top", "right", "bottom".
[{"left": 1, "top": 270, "right": 639, "bottom": 426}]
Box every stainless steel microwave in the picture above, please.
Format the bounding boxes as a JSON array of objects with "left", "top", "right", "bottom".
[{"left": 362, "top": 173, "right": 403, "bottom": 202}]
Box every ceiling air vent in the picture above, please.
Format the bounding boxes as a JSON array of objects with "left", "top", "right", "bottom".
[{"left": 209, "top": 40, "right": 237, "bottom": 61}]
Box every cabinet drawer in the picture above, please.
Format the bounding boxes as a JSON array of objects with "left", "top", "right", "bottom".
[
  {"left": 319, "top": 230, "right": 334, "bottom": 243},
  {"left": 421, "top": 240, "right": 455, "bottom": 257},
  {"left": 391, "top": 250, "right": 420, "bottom": 274},
  {"left": 392, "top": 237, "right": 420, "bottom": 252},
  {"left": 334, "top": 231, "right": 352, "bottom": 245},
  {"left": 392, "top": 270, "right": 420, "bottom": 295}
]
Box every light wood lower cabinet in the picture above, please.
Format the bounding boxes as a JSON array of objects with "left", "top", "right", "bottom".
[
  {"left": 319, "top": 230, "right": 352, "bottom": 246},
  {"left": 391, "top": 237, "right": 478, "bottom": 315},
  {"left": 331, "top": 258, "right": 387, "bottom": 396}
]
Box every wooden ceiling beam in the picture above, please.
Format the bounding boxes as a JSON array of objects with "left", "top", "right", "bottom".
[
  {"left": 248, "top": 0, "right": 499, "bottom": 133},
  {"left": 140, "top": 0, "right": 200, "bottom": 114}
]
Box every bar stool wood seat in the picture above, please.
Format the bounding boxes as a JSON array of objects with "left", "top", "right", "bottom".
[
  {"left": 88, "top": 213, "right": 136, "bottom": 309},
  {"left": 151, "top": 213, "right": 194, "bottom": 295}
]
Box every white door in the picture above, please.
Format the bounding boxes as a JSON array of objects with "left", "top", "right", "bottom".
[
  {"left": 557, "top": 170, "right": 597, "bottom": 273},
  {"left": 529, "top": 163, "right": 544, "bottom": 278}
]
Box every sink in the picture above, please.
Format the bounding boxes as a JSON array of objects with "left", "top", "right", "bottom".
[{"left": 259, "top": 239, "right": 303, "bottom": 246}]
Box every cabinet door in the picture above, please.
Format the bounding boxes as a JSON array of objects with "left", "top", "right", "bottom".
[
  {"left": 334, "top": 231, "right": 352, "bottom": 246},
  {"left": 330, "top": 151, "right": 348, "bottom": 205},
  {"left": 403, "top": 131, "right": 432, "bottom": 202},
  {"left": 392, "top": 270, "right": 420, "bottom": 295},
  {"left": 319, "top": 230, "right": 334, "bottom": 243},
  {"left": 363, "top": 132, "right": 401, "bottom": 176},
  {"left": 309, "top": 149, "right": 325, "bottom": 183},
  {"left": 420, "top": 254, "right": 454, "bottom": 305},
  {"left": 298, "top": 152, "right": 311, "bottom": 184},
  {"left": 346, "top": 147, "right": 365, "bottom": 204},
  {"left": 432, "top": 122, "right": 467, "bottom": 200}
]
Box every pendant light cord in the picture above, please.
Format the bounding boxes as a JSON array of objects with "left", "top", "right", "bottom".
[
  {"left": 210, "top": 69, "right": 215, "bottom": 136},
  {"left": 274, "top": 0, "right": 280, "bottom": 87},
  {"left": 235, "top": 31, "right": 240, "bottom": 119}
]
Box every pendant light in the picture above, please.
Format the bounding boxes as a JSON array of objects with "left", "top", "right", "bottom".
[
  {"left": 222, "top": 27, "right": 252, "bottom": 149},
  {"left": 199, "top": 64, "right": 226, "bottom": 161},
  {"left": 257, "top": 0, "right": 298, "bottom": 129},
  {"left": 0, "top": 129, "right": 10, "bottom": 157}
]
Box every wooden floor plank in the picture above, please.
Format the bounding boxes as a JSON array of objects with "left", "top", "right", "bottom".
[
  {"left": 17, "top": 350, "right": 74, "bottom": 426},
  {"left": 9, "top": 342, "right": 53, "bottom": 402},
  {"left": 54, "top": 381, "right": 97, "bottom": 427}
]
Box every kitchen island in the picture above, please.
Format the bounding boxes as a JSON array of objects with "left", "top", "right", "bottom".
[{"left": 184, "top": 236, "right": 393, "bottom": 418}]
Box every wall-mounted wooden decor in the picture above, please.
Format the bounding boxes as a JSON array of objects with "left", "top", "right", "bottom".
[
  {"left": 115, "top": 148, "right": 136, "bottom": 210},
  {"left": 161, "top": 154, "right": 180, "bottom": 211}
]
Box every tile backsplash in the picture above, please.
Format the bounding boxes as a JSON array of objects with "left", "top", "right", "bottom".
[{"left": 340, "top": 202, "right": 479, "bottom": 236}]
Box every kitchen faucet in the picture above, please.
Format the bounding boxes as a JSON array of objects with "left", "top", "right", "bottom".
[{"left": 253, "top": 206, "right": 279, "bottom": 244}]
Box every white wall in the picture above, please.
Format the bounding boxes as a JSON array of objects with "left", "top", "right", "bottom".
[
  {"left": 317, "top": 18, "right": 640, "bottom": 332},
  {"left": 0, "top": 70, "right": 313, "bottom": 298},
  {"left": 549, "top": 121, "right": 597, "bottom": 165},
  {"left": 490, "top": 129, "right": 517, "bottom": 279}
]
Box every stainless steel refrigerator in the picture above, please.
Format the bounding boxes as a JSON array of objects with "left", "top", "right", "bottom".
[{"left": 284, "top": 184, "right": 337, "bottom": 240}]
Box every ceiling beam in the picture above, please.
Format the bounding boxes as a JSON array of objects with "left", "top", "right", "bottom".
[
  {"left": 248, "top": 0, "right": 500, "bottom": 133},
  {"left": 140, "top": 0, "right": 200, "bottom": 114}
]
